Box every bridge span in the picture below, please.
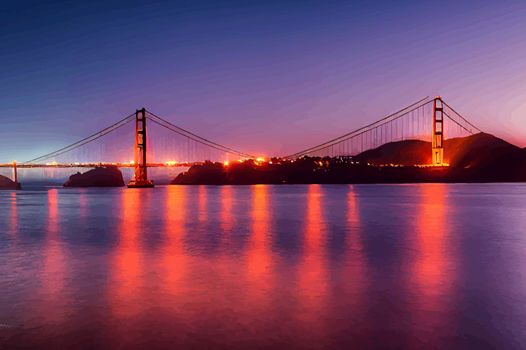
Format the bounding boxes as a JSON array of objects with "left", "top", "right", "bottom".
[{"left": 1, "top": 96, "right": 480, "bottom": 188}]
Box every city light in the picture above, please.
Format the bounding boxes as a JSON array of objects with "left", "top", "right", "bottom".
[{"left": 254, "top": 157, "right": 266, "bottom": 166}]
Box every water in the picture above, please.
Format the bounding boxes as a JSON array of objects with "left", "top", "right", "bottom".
[{"left": 1, "top": 184, "right": 526, "bottom": 349}]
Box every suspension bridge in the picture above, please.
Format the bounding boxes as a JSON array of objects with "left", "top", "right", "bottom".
[{"left": 0, "top": 96, "right": 481, "bottom": 188}]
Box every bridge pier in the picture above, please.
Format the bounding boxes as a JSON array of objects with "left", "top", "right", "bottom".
[{"left": 127, "top": 108, "right": 154, "bottom": 188}]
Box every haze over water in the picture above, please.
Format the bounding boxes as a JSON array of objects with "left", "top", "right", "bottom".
[{"left": 1, "top": 184, "right": 526, "bottom": 349}]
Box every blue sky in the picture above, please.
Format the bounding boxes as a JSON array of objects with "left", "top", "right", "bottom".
[{"left": 1, "top": 0, "right": 526, "bottom": 162}]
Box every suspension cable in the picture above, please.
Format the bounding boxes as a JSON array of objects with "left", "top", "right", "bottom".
[
  {"left": 286, "top": 97, "right": 432, "bottom": 158},
  {"left": 443, "top": 111, "right": 478, "bottom": 135},
  {"left": 441, "top": 100, "right": 481, "bottom": 133},
  {"left": 146, "top": 110, "right": 255, "bottom": 158},
  {"left": 24, "top": 113, "right": 136, "bottom": 164}
]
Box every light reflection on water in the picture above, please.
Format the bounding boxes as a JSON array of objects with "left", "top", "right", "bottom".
[
  {"left": 9, "top": 192, "right": 17, "bottom": 236},
  {"left": 410, "top": 184, "right": 456, "bottom": 347},
  {"left": 1, "top": 184, "right": 526, "bottom": 349},
  {"left": 40, "top": 189, "right": 67, "bottom": 328}
]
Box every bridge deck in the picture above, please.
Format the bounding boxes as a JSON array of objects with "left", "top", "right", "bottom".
[{"left": 0, "top": 163, "right": 201, "bottom": 168}]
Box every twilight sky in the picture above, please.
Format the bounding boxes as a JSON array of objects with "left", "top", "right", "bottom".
[{"left": 2, "top": 0, "right": 526, "bottom": 162}]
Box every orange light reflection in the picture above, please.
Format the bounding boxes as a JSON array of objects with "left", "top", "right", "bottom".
[
  {"left": 244, "top": 185, "right": 274, "bottom": 314},
  {"left": 411, "top": 184, "right": 456, "bottom": 340},
  {"left": 220, "top": 186, "right": 234, "bottom": 233},
  {"left": 109, "top": 188, "right": 144, "bottom": 341},
  {"left": 295, "top": 185, "right": 328, "bottom": 336},
  {"left": 159, "top": 186, "right": 188, "bottom": 307},
  {"left": 40, "top": 189, "right": 67, "bottom": 325}
]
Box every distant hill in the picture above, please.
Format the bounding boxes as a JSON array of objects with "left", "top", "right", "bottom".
[
  {"left": 172, "top": 133, "right": 526, "bottom": 185},
  {"left": 355, "top": 132, "right": 526, "bottom": 181}
]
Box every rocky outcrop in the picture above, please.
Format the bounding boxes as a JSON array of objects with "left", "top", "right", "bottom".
[
  {"left": 0, "top": 175, "right": 21, "bottom": 189},
  {"left": 63, "top": 166, "right": 125, "bottom": 187}
]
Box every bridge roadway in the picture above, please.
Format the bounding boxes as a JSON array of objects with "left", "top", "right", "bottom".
[{"left": 0, "top": 162, "right": 202, "bottom": 169}]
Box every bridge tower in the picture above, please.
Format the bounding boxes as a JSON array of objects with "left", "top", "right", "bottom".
[
  {"left": 432, "top": 97, "right": 444, "bottom": 165},
  {"left": 127, "top": 108, "right": 154, "bottom": 188},
  {"left": 12, "top": 161, "right": 20, "bottom": 190},
  {"left": 12, "top": 161, "right": 17, "bottom": 184}
]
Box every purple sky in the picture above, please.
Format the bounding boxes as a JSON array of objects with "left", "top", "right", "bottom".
[{"left": 1, "top": 0, "right": 526, "bottom": 162}]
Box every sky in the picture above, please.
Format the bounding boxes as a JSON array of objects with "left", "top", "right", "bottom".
[{"left": 2, "top": 0, "right": 526, "bottom": 162}]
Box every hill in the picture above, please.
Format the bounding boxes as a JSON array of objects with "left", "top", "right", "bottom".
[
  {"left": 355, "top": 133, "right": 526, "bottom": 181},
  {"left": 172, "top": 133, "right": 526, "bottom": 185}
]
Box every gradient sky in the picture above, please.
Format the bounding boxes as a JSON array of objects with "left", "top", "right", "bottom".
[{"left": 2, "top": 0, "right": 526, "bottom": 162}]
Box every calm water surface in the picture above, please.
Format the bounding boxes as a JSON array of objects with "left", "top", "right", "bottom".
[{"left": 1, "top": 184, "right": 526, "bottom": 349}]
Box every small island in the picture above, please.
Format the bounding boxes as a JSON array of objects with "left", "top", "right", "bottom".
[
  {"left": 172, "top": 133, "right": 526, "bottom": 185},
  {"left": 0, "top": 174, "right": 21, "bottom": 190},
  {"left": 63, "top": 166, "right": 125, "bottom": 187}
]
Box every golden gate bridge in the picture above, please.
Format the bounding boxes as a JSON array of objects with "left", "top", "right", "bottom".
[{"left": 0, "top": 96, "right": 481, "bottom": 188}]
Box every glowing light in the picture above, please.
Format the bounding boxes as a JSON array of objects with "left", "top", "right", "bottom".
[
  {"left": 223, "top": 161, "right": 230, "bottom": 166},
  {"left": 165, "top": 160, "right": 178, "bottom": 166},
  {"left": 253, "top": 156, "right": 267, "bottom": 166}
]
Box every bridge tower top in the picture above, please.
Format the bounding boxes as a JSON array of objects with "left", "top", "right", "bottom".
[{"left": 127, "top": 108, "right": 154, "bottom": 188}]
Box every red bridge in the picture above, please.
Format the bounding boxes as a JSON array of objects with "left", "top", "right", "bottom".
[{"left": 0, "top": 96, "right": 480, "bottom": 188}]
